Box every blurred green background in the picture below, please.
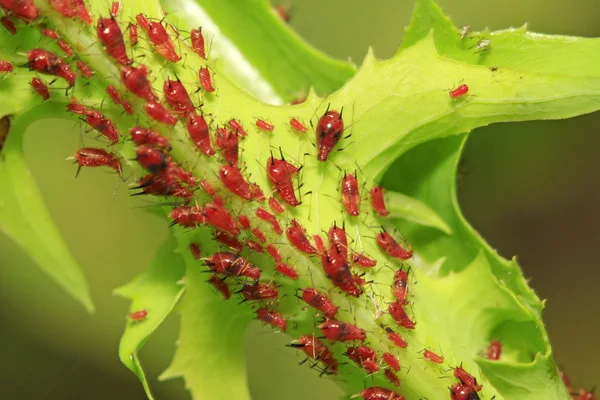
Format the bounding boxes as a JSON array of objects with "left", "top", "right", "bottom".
[{"left": 1, "top": 0, "right": 599, "bottom": 399}]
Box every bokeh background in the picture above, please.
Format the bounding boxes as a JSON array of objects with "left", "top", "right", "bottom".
[{"left": 1, "top": 0, "right": 599, "bottom": 399}]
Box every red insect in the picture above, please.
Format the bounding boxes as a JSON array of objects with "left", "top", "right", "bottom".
[
  {"left": 0, "top": 16, "right": 16, "bottom": 35},
  {"left": 384, "top": 369, "right": 400, "bottom": 387},
  {"left": 313, "top": 234, "right": 325, "bottom": 254},
  {"left": 252, "top": 227, "right": 266, "bottom": 243},
  {"left": 214, "top": 127, "right": 238, "bottom": 165},
  {"left": 388, "top": 301, "right": 415, "bottom": 329},
  {"left": 129, "top": 23, "right": 138, "bottom": 46},
  {"left": 246, "top": 239, "right": 264, "bottom": 253},
  {"left": 449, "top": 84, "right": 469, "bottom": 99},
  {"left": 240, "top": 282, "right": 278, "bottom": 301},
  {"left": 346, "top": 345, "right": 379, "bottom": 374},
  {"left": 341, "top": 172, "right": 360, "bottom": 216},
  {"left": 165, "top": 160, "right": 195, "bottom": 186},
  {"left": 169, "top": 206, "right": 204, "bottom": 228},
  {"left": 359, "top": 387, "right": 405, "bottom": 400},
  {"left": 186, "top": 113, "right": 214, "bottom": 156},
  {"left": 136, "top": 145, "right": 167, "bottom": 173},
  {"left": 190, "top": 28, "right": 206, "bottom": 59},
  {"left": 256, "top": 307, "right": 287, "bottom": 331},
  {"left": 290, "top": 97, "right": 306, "bottom": 105},
  {"left": 275, "top": 263, "right": 298, "bottom": 280},
  {"left": 106, "top": 85, "right": 121, "bottom": 105},
  {"left": 133, "top": 174, "right": 193, "bottom": 202},
  {"left": 423, "top": 349, "right": 444, "bottom": 364},
  {"left": 76, "top": 61, "right": 93, "bottom": 78},
  {"left": 266, "top": 155, "right": 300, "bottom": 206},
  {"left": 376, "top": 231, "right": 413, "bottom": 260},
  {"left": 110, "top": 1, "right": 120, "bottom": 18},
  {"left": 450, "top": 383, "right": 480, "bottom": 400},
  {"left": 199, "top": 67, "right": 215, "bottom": 92},
  {"left": 27, "top": 49, "right": 75, "bottom": 87},
  {"left": 41, "top": 28, "right": 59, "bottom": 39},
  {"left": 30, "top": 78, "right": 49, "bottom": 101},
  {"left": 286, "top": 219, "right": 317, "bottom": 255},
  {"left": 328, "top": 223, "right": 348, "bottom": 260},
  {"left": 67, "top": 98, "right": 87, "bottom": 114},
  {"left": 256, "top": 208, "right": 282, "bottom": 234},
  {"left": 49, "top": 0, "right": 92, "bottom": 24},
  {"left": 370, "top": 186, "right": 390, "bottom": 216},
  {"left": 351, "top": 252, "right": 377, "bottom": 268},
  {"left": 268, "top": 197, "right": 285, "bottom": 214},
  {"left": 316, "top": 109, "right": 344, "bottom": 161},
  {"left": 578, "top": 390, "right": 597, "bottom": 400},
  {"left": 256, "top": 119, "right": 274, "bottom": 132},
  {"left": 220, "top": 165, "right": 261, "bottom": 201},
  {"left": 214, "top": 230, "right": 243, "bottom": 252},
  {"left": 136, "top": 14, "right": 180, "bottom": 62},
  {"left": 266, "top": 244, "right": 281, "bottom": 262},
  {"left": 57, "top": 39, "right": 73, "bottom": 56},
  {"left": 300, "top": 288, "right": 338, "bottom": 318},
  {"left": 289, "top": 117, "right": 307, "bottom": 133},
  {"left": 121, "top": 65, "right": 157, "bottom": 102},
  {"left": 274, "top": 4, "right": 291, "bottom": 23},
  {"left": 392, "top": 270, "right": 409, "bottom": 304},
  {"left": 382, "top": 352, "right": 400, "bottom": 372},
  {"left": 319, "top": 320, "right": 365, "bottom": 342},
  {"left": 0, "top": 0, "right": 39, "bottom": 21},
  {"left": 204, "top": 252, "right": 259, "bottom": 280},
  {"left": 84, "top": 110, "right": 119, "bottom": 144},
  {"left": 145, "top": 102, "right": 178, "bottom": 126},
  {"left": 0, "top": 60, "right": 12, "bottom": 72},
  {"left": 487, "top": 340, "right": 501, "bottom": 361},
  {"left": 163, "top": 79, "right": 194, "bottom": 117},
  {"left": 129, "top": 126, "right": 171, "bottom": 150},
  {"left": 120, "top": 99, "right": 133, "bottom": 114},
  {"left": 97, "top": 17, "right": 131, "bottom": 65},
  {"left": 228, "top": 119, "right": 246, "bottom": 137},
  {"left": 454, "top": 366, "right": 482, "bottom": 392},
  {"left": 73, "top": 148, "right": 122, "bottom": 178},
  {"left": 289, "top": 335, "right": 339, "bottom": 375},
  {"left": 189, "top": 243, "right": 201, "bottom": 260},
  {"left": 208, "top": 274, "right": 231, "bottom": 300},
  {"left": 203, "top": 201, "right": 240, "bottom": 235},
  {"left": 128, "top": 309, "right": 148, "bottom": 321},
  {"left": 237, "top": 215, "right": 251, "bottom": 230},
  {"left": 385, "top": 327, "right": 408, "bottom": 348}
]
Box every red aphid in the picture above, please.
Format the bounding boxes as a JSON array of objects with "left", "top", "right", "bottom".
[
  {"left": 220, "top": 165, "right": 261, "bottom": 201},
  {"left": 450, "top": 383, "right": 480, "bottom": 400},
  {"left": 106, "top": 85, "right": 121, "bottom": 104},
  {"left": 256, "top": 119, "right": 274, "bottom": 132},
  {"left": 382, "top": 352, "right": 400, "bottom": 372},
  {"left": 289, "top": 117, "right": 307, "bottom": 133},
  {"left": 275, "top": 263, "right": 298, "bottom": 280},
  {"left": 300, "top": 288, "right": 338, "bottom": 318},
  {"left": 256, "top": 307, "right": 287, "bottom": 331},
  {"left": 385, "top": 327, "right": 408, "bottom": 348},
  {"left": 266, "top": 244, "right": 281, "bottom": 262},
  {"left": 129, "top": 23, "right": 138, "bottom": 46},
  {"left": 145, "top": 102, "right": 177, "bottom": 126},
  {"left": 85, "top": 110, "right": 119, "bottom": 144},
  {"left": 203, "top": 201, "right": 240, "bottom": 236},
  {"left": 289, "top": 335, "right": 339, "bottom": 374},
  {"left": 128, "top": 309, "right": 147, "bottom": 321},
  {"left": 423, "top": 349, "right": 444, "bottom": 364},
  {"left": 164, "top": 79, "right": 195, "bottom": 116},
  {"left": 208, "top": 274, "right": 231, "bottom": 300},
  {"left": 319, "top": 319, "right": 365, "bottom": 342},
  {"left": 41, "top": 28, "right": 59, "bottom": 39},
  {"left": 165, "top": 160, "right": 195, "bottom": 186},
  {"left": 169, "top": 206, "right": 204, "bottom": 228},
  {"left": 388, "top": 301, "right": 415, "bottom": 329},
  {"left": 256, "top": 207, "right": 282, "bottom": 235},
  {"left": 121, "top": 65, "right": 157, "bottom": 102},
  {"left": 189, "top": 243, "right": 201, "bottom": 260},
  {"left": 359, "top": 387, "right": 404, "bottom": 400},
  {"left": 0, "top": 0, "right": 39, "bottom": 21},
  {"left": 347, "top": 345, "right": 379, "bottom": 374},
  {"left": 376, "top": 231, "right": 413, "bottom": 260},
  {"left": 266, "top": 156, "right": 300, "bottom": 206},
  {"left": 133, "top": 174, "right": 193, "bottom": 201},
  {"left": 449, "top": 84, "right": 469, "bottom": 99},
  {"left": 199, "top": 67, "right": 215, "bottom": 92},
  {"left": 274, "top": 4, "right": 291, "bottom": 23},
  {"left": 579, "top": 390, "right": 597, "bottom": 400},
  {"left": 370, "top": 186, "right": 389, "bottom": 216},
  {"left": 0, "top": 16, "right": 16, "bottom": 35},
  {"left": 237, "top": 215, "right": 251, "bottom": 230},
  {"left": 57, "top": 40, "right": 73, "bottom": 56},
  {"left": 321, "top": 248, "right": 362, "bottom": 297},
  {"left": 252, "top": 227, "right": 266, "bottom": 243},
  {"left": 268, "top": 197, "right": 285, "bottom": 214},
  {"left": 313, "top": 234, "right": 325, "bottom": 254},
  {"left": 240, "top": 282, "right": 278, "bottom": 301},
  {"left": 110, "top": 1, "right": 120, "bottom": 18},
  {"left": 0, "top": 60, "right": 12, "bottom": 72},
  {"left": 27, "top": 49, "right": 75, "bottom": 87},
  {"left": 30, "top": 78, "right": 49, "bottom": 101},
  {"left": 246, "top": 239, "right": 264, "bottom": 253},
  {"left": 290, "top": 97, "right": 306, "bottom": 105},
  {"left": 49, "top": 0, "right": 91, "bottom": 24},
  {"left": 204, "top": 252, "right": 259, "bottom": 280},
  {"left": 316, "top": 109, "right": 344, "bottom": 161},
  {"left": 384, "top": 369, "right": 400, "bottom": 387},
  {"left": 186, "top": 113, "right": 214, "bottom": 156},
  {"left": 136, "top": 145, "right": 167, "bottom": 173},
  {"left": 74, "top": 147, "right": 122, "bottom": 178},
  {"left": 97, "top": 17, "right": 131, "bottom": 65},
  {"left": 213, "top": 230, "right": 242, "bottom": 252},
  {"left": 454, "top": 367, "right": 482, "bottom": 392},
  {"left": 67, "top": 98, "right": 87, "bottom": 114},
  {"left": 190, "top": 28, "right": 206, "bottom": 59},
  {"left": 392, "top": 270, "right": 409, "bottom": 304},
  {"left": 286, "top": 219, "right": 317, "bottom": 255},
  {"left": 228, "top": 119, "right": 246, "bottom": 137},
  {"left": 129, "top": 126, "right": 171, "bottom": 150},
  {"left": 76, "top": 61, "right": 93, "bottom": 78},
  {"left": 215, "top": 127, "right": 238, "bottom": 165},
  {"left": 352, "top": 252, "right": 377, "bottom": 267},
  {"left": 487, "top": 340, "right": 501, "bottom": 361},
  {"left": 341, "top": 173, "right": 360, "bottom": 216},
  {"left": 328, "top": 223, "right": 348, "bottom": 260},
  {"left": 136, "top": 14, "right": 180, "bottom": 62}
]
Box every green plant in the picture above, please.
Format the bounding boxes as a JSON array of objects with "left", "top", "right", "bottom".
[{"left": 1, "top": 0, "right": 598, "bottom": 399}]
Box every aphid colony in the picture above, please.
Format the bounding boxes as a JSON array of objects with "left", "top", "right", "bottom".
[{"left": 0, "top": 2, "right": 504, "bottom": 399}]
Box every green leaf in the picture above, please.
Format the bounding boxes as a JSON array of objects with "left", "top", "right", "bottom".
[
  {"left": 0, "top": 103, "right": 93, "bottom": 312},
  {"left": 114, "top": 233, "right": 186, "bottom": 400},
  {"left": 385, "top": 190, "right": 452, "bottom": 234}
]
